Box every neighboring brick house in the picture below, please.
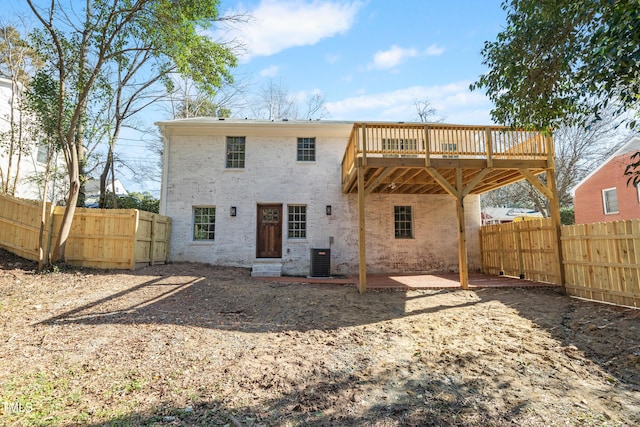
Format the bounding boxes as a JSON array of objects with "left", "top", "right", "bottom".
[
  {"left": 156, "top": 118, "right": 483, "bottom": 277},
  {"left": 572, "top": 136, "right": 640, "bottom": 224}
]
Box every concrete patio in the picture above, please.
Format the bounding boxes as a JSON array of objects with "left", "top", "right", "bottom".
[{"left": 255, "top": 272, "right": 561, "bottom": 290}]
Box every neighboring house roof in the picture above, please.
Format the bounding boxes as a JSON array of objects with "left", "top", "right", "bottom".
[
  {"left": 84, "top": 178, "right": 128, "bottom": 197},
  {"left": 482, "top": 207, "right": 543, "bottom": 222},
  {"left": 571, "top": 135, "right": 640, "bottom": 197}
]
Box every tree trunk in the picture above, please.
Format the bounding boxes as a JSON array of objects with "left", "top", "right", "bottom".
[
  {"left": 38, "top": 175, "right": 51, "bottom": 269},
  {"left": 98, "top": 146, "right": 112, "bottom": 208},
  {"left": 52, "top": 146, "right": 80, "bottom": 263},
  {"left": 110, "top": 153, "right": 118, "bottom": 208},
  {"left": 4, "top": 79, "right": 17, "bottom": 194},
  {"left": 10, "top": 117, "right": 24, "bottom": 196},
  {"left": 38, "top": 143, "right": 56, "bottom": 269}
]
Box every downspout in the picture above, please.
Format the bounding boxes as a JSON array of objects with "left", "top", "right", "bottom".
[{"left": 158, "top": 125, "right": 170, "bottom": 216}]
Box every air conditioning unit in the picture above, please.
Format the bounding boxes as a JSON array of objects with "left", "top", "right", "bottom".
[{"left": 310, "top": 248, "right": 331, "bottom": 277}]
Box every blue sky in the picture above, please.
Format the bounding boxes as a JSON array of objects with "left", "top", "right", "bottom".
[
  {"left": 216, "top": 0, "right": 507, "bottom": 123},
  {"left": 6, "top": 0, "right": 509, "bottom": 194}
]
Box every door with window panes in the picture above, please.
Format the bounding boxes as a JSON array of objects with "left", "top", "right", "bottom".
[{"left": 256, "top": 204, "right": 282, "bottom": 258}]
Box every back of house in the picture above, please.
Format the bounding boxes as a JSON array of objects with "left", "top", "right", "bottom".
[{"left": 156, "top": 118, "right": 482, "bottom": 277}]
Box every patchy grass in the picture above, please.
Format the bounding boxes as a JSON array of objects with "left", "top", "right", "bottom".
[{"left": 1, "top": 251, "right": 639, "bottom": 426}]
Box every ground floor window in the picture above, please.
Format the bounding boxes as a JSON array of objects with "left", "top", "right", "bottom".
[
  {"left": 288, "top": 205, "right": 307, "bottom": 238},
  {"left": 602, "top": 188, "right": 619, "bottom": 214},
  {"left": 394, "top": 206, "right": 413, "bottom": 238},
  {"left": 193, "top": 206, "right": 216, "bottom": 240}
]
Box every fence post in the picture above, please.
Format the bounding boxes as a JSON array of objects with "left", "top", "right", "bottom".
[
  {"left": 130, "top": 210, "right": 139, "bottom": 270},
  {"left": 515, "top": 222, "right": 525, "bottom": 279},
  {"left": 165, "top": 218, "right": 172, "bottom": 263},
  {"left": 149, "top": 213, "right": 157, "bottom": 266},
  {"left": 45, "top": 205, "right": 57, "bottom": 265},
  {"left": 497, "top": 225, "right": 505, "bottom": 275}
]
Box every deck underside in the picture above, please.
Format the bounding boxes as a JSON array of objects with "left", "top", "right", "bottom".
[{"left": 342, "top": 157, "right": 548, "bottom": 195}]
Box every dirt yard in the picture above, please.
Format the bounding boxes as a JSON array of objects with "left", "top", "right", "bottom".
[{"left": 1, "top": 250, "right": 639, "bottom": 426}]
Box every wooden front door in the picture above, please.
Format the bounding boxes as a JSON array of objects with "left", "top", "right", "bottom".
[{"left": 256, "top": 204, "right": 282, "bottom": 258}]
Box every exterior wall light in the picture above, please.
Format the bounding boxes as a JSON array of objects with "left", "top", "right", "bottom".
[
  {"left": 326, "top": 205, "right": 332, "bottom": 215},
  {"left": 230, "top": 206, "right": 237, "bottom": 217}
]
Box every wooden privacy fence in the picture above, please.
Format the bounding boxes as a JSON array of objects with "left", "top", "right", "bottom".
[
  {"left": 480, "top": 218, "right": 640, "bottom": 308},
  {"left": 0, "top": 193, "right": 171, "bottom": 270},
  {"left": 562, "top": 220, "right": 640, "bottom": 308},
  {"left": 479, "top": 219, "right": 561, "bottom": 284}
]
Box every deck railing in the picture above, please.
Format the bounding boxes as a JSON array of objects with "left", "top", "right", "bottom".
[{"left": 341, "top": 123, "right": 550, "bottom": 183}]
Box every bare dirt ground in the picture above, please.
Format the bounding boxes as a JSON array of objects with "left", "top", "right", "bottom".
[{"left": 1, "top": 249, "right": 639, "bottom": 426}]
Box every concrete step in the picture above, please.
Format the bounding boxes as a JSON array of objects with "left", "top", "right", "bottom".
[{"left": 251, "top": 262, "right": 282, "bottom": 277}]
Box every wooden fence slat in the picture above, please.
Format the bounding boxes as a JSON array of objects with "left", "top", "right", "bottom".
[
  {"left": 0, "top": 193, "right": 170, "bottom": 270},
  {"left": 480, "top": 219, "right": 640, "bottom": 307},
  {"left": 480, "top": 217, "right": 640, "bottom": 308}
]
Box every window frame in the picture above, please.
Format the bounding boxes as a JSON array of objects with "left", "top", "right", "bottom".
[
  {"left": 394, "top": 205, "right": 413, "bottom": 239},
  {"left": 36, "top": 144, "right": 49, "bottom": 164},
  {"left": 602, "top": 187, "right": 619, "bottom": 215},
  {"left": 287, "top": 204, "right": 307, "bottom": 239},
  {"left": 193, "top": 206, "right": 216, "bottom": 241},
  {"left": 226, "top": 136, "right": 246, "bottom": 169},
  {"left": 296, "top": 137, "right": 316, "bottom": 162}
]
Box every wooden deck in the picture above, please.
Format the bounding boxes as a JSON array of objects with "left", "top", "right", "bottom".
[
  {"left": 341, "top": 123, "right": 552, "bottom": 195},
  {"left": 340, "top": 122, "right": 563, "bottom": 294}
]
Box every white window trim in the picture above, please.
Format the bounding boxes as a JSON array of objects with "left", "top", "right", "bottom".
[
  {"left": 394, "top": 205, "right": 414, "bottom": 239},
  {"left": 296, "top": 137, "right": 316, "bottom": 162},
  {"left": 225, "top": 136, "right": 246, "bottom": 169},
  {"left": 287, "top": 204, "right": 307, "bottom": 239},
  {"left": 193, "top": 205, "right": 216, "bottom": 241},
  {"left": 602, "top": 187, "right": 619, "bottom": 215}
]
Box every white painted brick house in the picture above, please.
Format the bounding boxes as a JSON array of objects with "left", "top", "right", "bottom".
[{"left": 157, "top": 118, "right": 482, "bottom": 277}]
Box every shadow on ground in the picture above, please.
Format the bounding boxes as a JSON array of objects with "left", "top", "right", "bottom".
[
  {"left": 39, "top": 263, "right": 483, "bottom": 332},
  {"left": 2, "top": 253, "right": 638, "bottom": 426}
]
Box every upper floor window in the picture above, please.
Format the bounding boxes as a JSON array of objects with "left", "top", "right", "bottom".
[
  {"left": 226, "top": 136, "right": 245, "bottom": 168},
  {"left": 193, "top": 206, "right": 216, "bottom": 240},
  {"left": 602, "top": 188, "right": 619, "bottom": 215},
  {"left": 394, "top": 206, "right": 413, "bottom": 238},
  {"left": 382, "top": 138, "right": 418, "bottom": 158},
  {"left": 297, "top": 137, "right": 316, "bottom": 161},
  {"left": 36, "top": 144, "right": 49, "bottom": 164}
]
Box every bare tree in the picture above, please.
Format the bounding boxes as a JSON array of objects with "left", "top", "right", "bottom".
[
  {"left": 302, "top": 92, "right": 329, "bottom": 120},
  {"left": 252, "top": 79, "right": 298, "bottom": 120},
  {"left": 413, "top": 97, "right": 443, "bottom": 123},
  {"left": 167, "top": 76, "right": 249, "bottom": 119},
  {"left": 481, "top": 104, "right": 634, "bottom": 216}
]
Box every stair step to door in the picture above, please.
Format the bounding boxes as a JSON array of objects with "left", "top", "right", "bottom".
[{"left": 251, "top": 262, "right": 282, "bottom": 277}]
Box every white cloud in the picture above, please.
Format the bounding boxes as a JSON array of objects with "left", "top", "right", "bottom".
[
  {"left": 259, "top": 65, "right": 280, "bottom": 77},
  {"left": 425, "top": 44, "right": 445, "bottom": 56},
  {"left": 325, "top": 53, "right": 340, "bottom": 64},
  {"left": 370, "top": 45, "right": 419, "bottom": 70},
  {"left": 368, "top": 43, "right": 445, "bottom": 70},
  {"left": 325, "top": 81, "right": 494, "bottom": 124},
  {"left": 222, "top": 0, "right": 362, "bottom": 60}
]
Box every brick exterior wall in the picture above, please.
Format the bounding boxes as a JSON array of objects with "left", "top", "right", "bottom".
[
  {"left": 159, "top": 120, "right": 481, "bottom": 276},
  {"left": 574, "top": 153, "right": 640, "bottom": 224}
]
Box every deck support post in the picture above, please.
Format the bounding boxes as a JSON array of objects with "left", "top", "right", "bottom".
[
  {"left": 357, "top": 162, "right": 367, "bottom": 293},
  {"left": 424, "top": 166, "right": 470, "bottom": 289},
  {"left": 455, "top": 168, "right": 470, "bottom": 290},
  {"left": 545, "top": 135, "right": 566, "bottom": 292}
]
